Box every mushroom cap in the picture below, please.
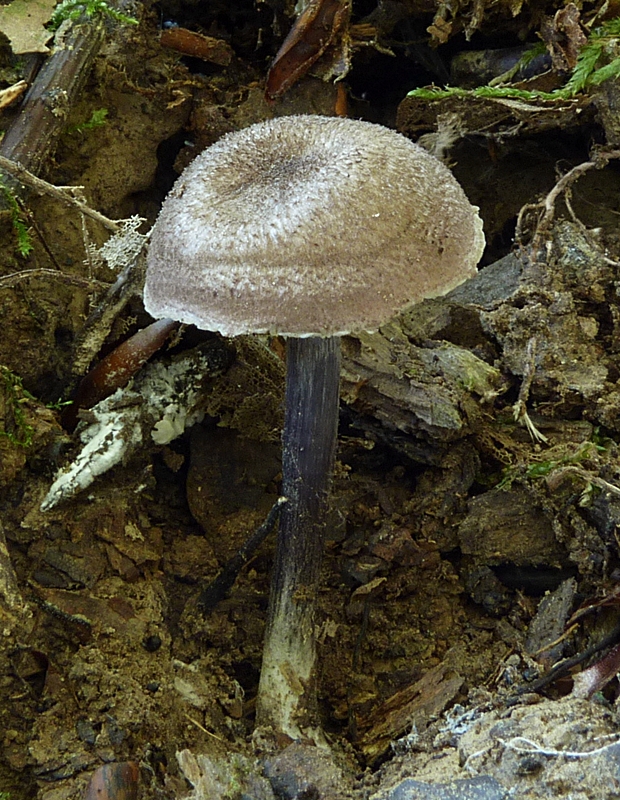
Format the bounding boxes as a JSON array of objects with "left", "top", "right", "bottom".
[{"left": 144, "top": 115, "right": 485, "bottom": 337}]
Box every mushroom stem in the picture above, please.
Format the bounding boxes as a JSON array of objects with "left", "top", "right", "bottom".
[{"left": 257, "top": 335, "right": 341, "bottom": 740}]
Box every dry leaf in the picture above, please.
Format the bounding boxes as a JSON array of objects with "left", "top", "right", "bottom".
[
  {"left": 265, "top": 0, "right": 351, "bottom": 99},
  {"left": 540, "top": 3, "right": 587, "bottom": 73},
  {"left": 0, "top": 0, "right": 56, "bottom": 54}
]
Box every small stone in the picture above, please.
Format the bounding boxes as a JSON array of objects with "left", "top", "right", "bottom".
[
  {"left": 376, "top": 775, "right": 508, "bottom": 800},
  {"left": 263, "top": 743, "right": 352, "bottom": 800},
  {"left": 341, "top": 556, "right": 386, "bottom": 587},
  {"left": 142, "top": 634, "right": 162, "bottom": 652},
  {"left": 76, "top": 718, "right": 97, "bottom": 745}
]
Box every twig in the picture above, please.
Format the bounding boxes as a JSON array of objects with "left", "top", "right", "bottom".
[
  {"left": 546, "top": 465, "right": 620, "bottom": 498},
  {"left": 530, "top": 623, "right": 579, "bottom": 657},
  {"left": 16, "top": 196, "right": 63, "bottom": 270},
  {"left": 184, "top": 713, "right": 226, "bottom": 742},
  {"left": 197, "top": 497, "right": 288, "bottom": 613},
  {"left": 0, "top": 155, "right": 120, "bottom": 233},
  {"left": 506, "top": 620, "right": 620, "bottom": 701},
  {"left": 562, "top": 187, "right": 584, "bottom": 230},
  {"left": 0, "top": 268, "right": 107, "bottom": 291},
  {"left": 569, "top": 466, "right": 620, "bottom": 497},
  {"left": 538, "top": 160, "right": 598, "bottom": 234}
]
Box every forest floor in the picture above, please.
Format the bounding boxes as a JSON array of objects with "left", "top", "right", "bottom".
[{"left": 2, "top": 0, "right": 620, "bottom": 798}]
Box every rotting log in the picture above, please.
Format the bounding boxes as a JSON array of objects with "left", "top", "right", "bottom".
[{"left": 0, "top": 19, "right": 107, "bottom": 177}]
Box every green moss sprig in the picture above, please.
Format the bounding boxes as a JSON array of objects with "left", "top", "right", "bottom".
[
  {"left": 0, "top": 179, "right": 33, "bottom": 257},
  {"left": 408, "top": 16, "right": 620, "bottom": 103},
  {"left": 497, "top": 438, "right": 608, "bottom": 491},
  {"left": 1, "top": 367, "right": 34, "bottom": 447},
  {"left": 407, "top": 85, "right": 562, "bottom": 102},
  {"left": 69, "top": 107, "right": 109, "bottom": 135},
  {"left": 50, "top": 0, "right": 138, "bottom": 31}
]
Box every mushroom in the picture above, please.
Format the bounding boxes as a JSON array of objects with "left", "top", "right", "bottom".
[{"left": 143, "top": 115, "right": 485, "bottom": 741}]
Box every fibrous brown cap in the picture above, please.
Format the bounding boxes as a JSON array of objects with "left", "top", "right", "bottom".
[{"left": 144, "top": 115, "right": 484, "bottom": 337}]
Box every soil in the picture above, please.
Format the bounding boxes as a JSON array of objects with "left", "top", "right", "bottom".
[{"left": 2, "top": 2, "right": 620, "bottom": 799}]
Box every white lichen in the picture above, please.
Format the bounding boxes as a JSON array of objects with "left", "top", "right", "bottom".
[
  {"left": 86, "top": 214, "right": 147, "bottom": 272},
  {"left": 40, "top": 391, "right": 143, "bottom": 511},
  {"left": 41, "top": 346, "right": 213, "bottom": 511}
]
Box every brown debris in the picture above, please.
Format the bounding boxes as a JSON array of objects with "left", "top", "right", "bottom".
[
  {"left": 0, "top": 20, "right": 106, "bottom": 177},
  {"left": 83, "top": 762, "right": 139, "bottom": 800},
  {"left": 357, "top": 658, "right": 464, "bottom": 762},
  {"left": 540, "top": 3, "right": 587, "bottom": 74},
  {"left": 160, "top": 27, "right": 234, "bottom": 66},
  {"left": 458, "top": 488, "right": 567, "bottom": 568},
  {"left": 265, "top": 0, "right": 351, "bottom": 99}
]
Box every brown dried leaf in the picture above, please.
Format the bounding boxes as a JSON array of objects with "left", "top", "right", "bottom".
[
  {"left": 265, "top": 0, "right": 351, "bottom": 99},
  {"left": 540, "top": 3, "right": 587, "bottom": 73},
  {"left": 427, "top": 16, "right": 452, "bottom": 45},
  {"left": 0, "top": 0, "right": 55, "bottom": 54}
]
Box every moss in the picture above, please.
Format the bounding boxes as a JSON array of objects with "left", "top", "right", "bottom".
[
  {"left": 1, "top": 367, "right": 34, "bottom": 447},
  {"left": 0, "top": 180, "right": 32, "bottom": 257},
  {"left": 68, "top": 107, "right": 109, "bottom": 135},
  {"left": 408, "top": 17, "right": 620, "bottom": 103},
  {"left": 49, "top": 0, "right": 138, "bottom": 31}
]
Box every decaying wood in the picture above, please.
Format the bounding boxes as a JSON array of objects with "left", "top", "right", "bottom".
[
  {"left": 0, "top": 521, "right": 32, "bottom": 636},
  {"left": 396, "top": 91, "right": 591, "bottom": 142},
  {"left": 458, "top": 487, "right": 566, "bottom": 568},
  {"left": 524, "top": 578, "right": 576, "bottom": 669},
  {"left": 0, "top": 18, "right": 107, "bottom": 176},
  {"left": 357, "top": 658, "right": 463, "bottom": 762},
  {"left": 340, "top": 256, "right": 520, "bottom": 452},
  {"left": 69, "top": 252, "right": 148, "bottom": 380},
  {"left": 160, "top": 27, "right": 234, "bottom": 65}
]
